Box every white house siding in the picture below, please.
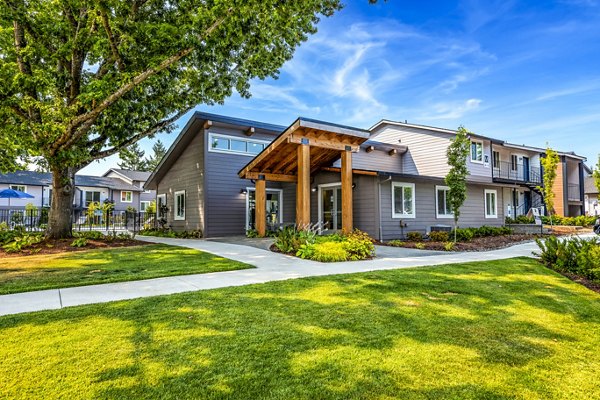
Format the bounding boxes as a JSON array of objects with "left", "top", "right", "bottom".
[{"left": 74, "top": 186, "right": 110, "bottom": 208}]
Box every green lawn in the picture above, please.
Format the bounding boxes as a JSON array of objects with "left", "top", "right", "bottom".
[
  {"left": 1, "top": 257, "right": 600, "bottom": 399},
  {"left": 0, "top": 244, "right": 252, "bottom": 294}
]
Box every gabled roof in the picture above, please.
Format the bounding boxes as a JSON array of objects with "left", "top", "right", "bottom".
[
  {"left": 103, "top": 168, "right": 152, "bottom": 182},
  {"left": 585, "top": 176, "right": 598, "bottom": 194},
  {"left": 0, "top": 171, "right": 142, "bottom": 191},
  {"left": 145, "top": 111, "right": 285, "bottom": 189}
]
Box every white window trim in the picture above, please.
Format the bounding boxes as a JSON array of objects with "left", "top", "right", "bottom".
[
  {"left": 140, "top": 201, "right": 151, "bottom": 212},
  {"left": 157, "top": 194, "right": 166, "bottom": 205},
  {"left": 435, "top": 185, "right": 454, "bottom": 219},
  {"left": 245, "top": 187, "right": 283, "bottom": 230},
  {"left": 510, "top": 154, "right": 519, "bottom": 171},
  {"left": 120, "top": 190, "right": 133, "bottom": 203},
  {"left": 391, "top": 182, "right": 416, "bottom": 219},
  {"left": 9, "top": 184, "right": 27, "bottom": 193},
  {"left": 470, "top": 140, "right": 484, "bottom": 164},
  {"left": 174, "top": 190, "right": 186, "bottom": 220},
  {"left": 207, "top": 132, "right": 270, "bottom": 157},
  {"left": 485, "top": 189, "right": 498, "bottom": 219},
  {"left": 317, "top": 182, "right": 342, "bottom": 233}
]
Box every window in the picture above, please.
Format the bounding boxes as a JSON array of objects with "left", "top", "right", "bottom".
[
  {"left": 85, "top": 191, "right": 101, "bottom": 207},
  {"left": 208, "top": 133, "right": 269, "bottom": 156},
  {"left": 174, "top": 190, "right": 185, "bottom": 220},
  {"left": 510, "top": 155, "right": 518, "bottom": 171},
  {"left": 470, "top": 141, "right": 483, "bottom": 163},
  {"left": 9, "top": 185, "right": 26, "bottom": 193},
  {"left": 492, "top": 151, "right": 500, "bottom": 169},
  {"left": 157, "top": 194, "right": 166, "bottom": 216},
  {"left": 140, "top": 201, "right": 151, "bottom": 212},
  {"left": 120, "top": 191, "right": 132, "bottom": 203},
  {"left": 485, "top": 189, "right": 498, "bottom": 218},
  {"left": 392, "top": 182, "right": 415, "bottom": 218},
  {"left": 436, "top": 186, "right": 453, "bottom": 218}
]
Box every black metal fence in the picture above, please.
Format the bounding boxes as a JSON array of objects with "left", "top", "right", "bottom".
[
  {"left": 492, "top": 161, "right": 542, "bottom": 184},
  {"left": 0, "top": 207, "right": 163, "bottom": 233}
]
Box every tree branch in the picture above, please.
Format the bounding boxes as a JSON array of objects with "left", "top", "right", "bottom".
[
  {"left": 100, "top": 8, "right": 124, "bottom": 71},
  {"left": 85, "top": 108, "right": 191, "bottom": 164},
  {"left": 53, "top": 9, "right": 231, "bottom": 154}
]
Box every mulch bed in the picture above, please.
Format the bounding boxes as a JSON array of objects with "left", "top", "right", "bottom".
[
  {"left": 542, "top": 266, "right": 600, "bottom": 294},
  {"left": 0, "top": 238, "right": 149, "bottom": 258},
  {"left": 379, "top": 233, "right": 562, "bottom": 252}
]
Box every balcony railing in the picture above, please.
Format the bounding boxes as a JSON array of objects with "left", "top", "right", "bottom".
[
  {"left": 568, "top": 184, "right": 581, "bottom": 201},
  {"left": 492, "top": 161, "right": 542, "bottom": 184}
]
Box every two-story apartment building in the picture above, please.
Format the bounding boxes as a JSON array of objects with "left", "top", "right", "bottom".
[
  {"left": 0, "top": 170, "right": 153, "bottom": 211},
  {"left": 145, "top": 112, "right": 587, "bottom": 240},
  {"left": 102, "top": 169, "right": 156, "bottom": 212}
]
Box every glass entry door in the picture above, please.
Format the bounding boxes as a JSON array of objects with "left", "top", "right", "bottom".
[
  {"left": 247, "top": 189, "right": 282, "bottom": 231},
  {"left": 320, "top": 185, "right": 342, "bottom": 232}
]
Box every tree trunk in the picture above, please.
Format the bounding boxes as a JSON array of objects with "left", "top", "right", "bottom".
[{"left": 47, "top": 166, "right": 76, "bottom": 239}]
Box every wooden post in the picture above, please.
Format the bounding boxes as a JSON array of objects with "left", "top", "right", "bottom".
[
  {"left": 296, "top": 144, "right": 310, "bottom": 228},
  {"left": 341, "top": 150, "right": 353, "bottom": 232},
  {"left": 255, "top": 178, "right": 266, "bottom": 237}
]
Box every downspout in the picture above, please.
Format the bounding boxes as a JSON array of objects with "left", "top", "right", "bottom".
[{"left": 378, "top": 175, "right": 392, "bottom": 241}]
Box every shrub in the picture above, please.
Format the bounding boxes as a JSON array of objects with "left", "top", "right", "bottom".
[
  {"left": 246, "top": 229, "right": 259, "bottom": 238},
  {"left": 138, "top": 229, "right": 202, "bottom": 238},
  {"left": 312, "top": 241, "right": 348, "bottom": 262},
  {"left": 428, "top": 231, "right": 449, "bottom": 242},
  {"left": 71, "top": 237, "right": 88, "bottom": 248},
  {"left": 535, "top": 236, "right": 600, "bottom": 282},
  {"left": 387, "top": 240, "right": 404, "bottom": 247},
  {"left": 2, "top": 233, "right": 43, "bottom": 253},
  {"left": 454, "top": 228, "right": 474, "bottom": 242},
  {"left": 406, "top": 231, "right": 423, "bottom": 242},
  {"left": 415, "top": 242, "right": 426, "bottom": 250},
  {"left": 296, "top": 243, "right": 315, "bottom": 259},
  {"left": 74, "top": 231, "right": 105, "bottom": 240},
  {"left": 444, "top": 242, "right": 455, "bottom": 251},
  {"left": 342, "top": 229, "right": 374, "bottom": 260},
  {"left": 275, "top": 225, "right": 303, "bottom": 253}
]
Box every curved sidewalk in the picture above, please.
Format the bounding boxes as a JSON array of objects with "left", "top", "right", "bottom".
[{"left": 0, "top": 235, "right": 586, "bottom": 317}]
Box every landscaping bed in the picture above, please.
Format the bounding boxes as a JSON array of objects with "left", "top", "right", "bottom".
[
  {"left": 1, "top": 257, "right": 599, "bottom": 399},
  {"left": 381, "top": 233, "right": 545, "bottom": 252}
]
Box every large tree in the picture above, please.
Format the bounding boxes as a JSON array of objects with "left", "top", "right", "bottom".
[
  {"left": 145, "top": 139, "right": 167, "bottom": 171},
  {"left": 0, "top": 0, "right": 341, "bottom": 238},
  {"left": 118, "top": 142, "right": 147, "bottom": 171},
  {"left": 445, "top": 126, "right": 471, "bottom": 242}
]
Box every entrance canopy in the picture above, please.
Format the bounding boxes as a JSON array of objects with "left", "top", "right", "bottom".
[
  {"left": 238, "top": 118, "right": 370, "bottom": 182},
  {"left": 238, "top": 117, "right": 370, "bottom": 236}
]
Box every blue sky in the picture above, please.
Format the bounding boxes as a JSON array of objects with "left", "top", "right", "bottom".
[{"left": 81, "top": 0, "right": 600, "bottom": 175}]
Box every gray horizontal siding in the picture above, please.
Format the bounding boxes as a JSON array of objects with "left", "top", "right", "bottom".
[{"left": 331, "top": 147, "right": 403, "bottom": 174}]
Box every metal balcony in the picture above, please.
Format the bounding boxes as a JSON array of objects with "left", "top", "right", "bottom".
[
  {"left": 568, "top": 184, "right": 581, "bottom": 201},
  {"left": 492, "top": 161, "right": 542, "bottom": 185}
]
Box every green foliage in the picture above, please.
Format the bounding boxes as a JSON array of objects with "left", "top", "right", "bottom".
[
  {"left": 118, "top": 143, "right": 148, "bottom": 171},
  {"left": 246, "top": 229, "right": 259, "bottom": 238},
  {"left": 145, "top": 140, "right": 168, "bottom": 171},
  {"left": 444, "top": 242, "right": 455, "bottom": 251},
  {"left": 275, "top": 226, "right": 304, "bottom": 253},
  {"left": 387, "top": 240, "right": 405, "bottom": 247},
  {"left": 406, "top": 231, "right": 424, "bottom": 242},
  {"left": 2, "top": 233, "right": 43, "bottom": 253},
  {"left": 415, "top": 242, "right": 426, "bottom": 250},
  {"left": 70, "top": 237, "right": 88, "bottom": 248},
  {"left": 296, "top": 243, "right": 316, "bottom": 259},
  {"left": 74, "top": 231, "right": 105, "bottom": 240},
  {"left": 536, "top": 236, "right": 600, "bottom": 282},
  {"left": 138, "top": 228, "right": 202, "bottom": 239},
  {"left": 594, "top": 155, "right": 600, "bottom": 201},
  {"left": 538, "top": 147, "right": 560, "bottom": 215},
  {"left": 126, "top": 206, "right": 137, "bottom": 213},
  {"left": 311, "top": 241, "right": 348, "bottom": 262},
  {"left": 342, "top": 229, "right": 375, "bottom": 260},
  {"left": 453, "top": 228, "right": 474, "bottom": 242},
  {"left": 145, "top": 201, "right": 156, "bottom": 214},
  {"left": 508, "top": 215, "right": 597, "bottom": 227},
  {"left": 25, "top": 203, "right": 38, "bottom": 217},
  {"left": 428, "top": 231, "right": 450, "bottom": 242},
  {"left": 452, "top": 226, "right": 512, "bottom": 242},
  {"left": 445, "top": 126, "right": 472, "bottom": 240}
]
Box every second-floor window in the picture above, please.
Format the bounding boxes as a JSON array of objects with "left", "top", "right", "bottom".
[
  {"left": 492, "top": 151, "right": 500, "bottom": 169},
  {"left": 209, "top": 133, "right": 269, "bottom": 156},
  {"left": 9, "top": 185, "right": 26, "bottom": 192},
  {"left": 511, "top": 155, "right": 518, "bottom": 171},
  {"left": 85, "top": 191, "right": 101, "bottom": 207},
  {"left": 470, "top": 141, "right": 483, "bottom": 163},
  {"left": 121, "top": 191, "right": 133, "bottom": 203}
]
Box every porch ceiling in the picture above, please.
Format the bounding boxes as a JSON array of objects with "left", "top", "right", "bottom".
[{"left": 238, "top": 118, "right": 370, "bottom": 181}]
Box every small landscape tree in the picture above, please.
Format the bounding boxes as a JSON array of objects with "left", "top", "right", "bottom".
[
  {"left": 445, "top": 126, "right": 471, "bottom": 242},
  {"left": 593, "top": 154, "right": 600, "bottom": 201},
  {"left": 538, "top": 146, "right": 560, "bottom": 219}
]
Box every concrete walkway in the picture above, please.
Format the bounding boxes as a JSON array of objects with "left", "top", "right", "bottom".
[{"left": 0, "top": 234, "right": 593, "bottom": 317}]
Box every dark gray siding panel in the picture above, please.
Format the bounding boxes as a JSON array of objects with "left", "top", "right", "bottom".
[
  {"left": 379, "top": 178, "right": 505, "bottom": 240},
  {"left": 156, "top": 129, "right": 204, "bottom": 232}
]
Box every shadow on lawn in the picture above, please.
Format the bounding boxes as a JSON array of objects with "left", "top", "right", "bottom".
[{"left": 1, "top": 257, "right": 599, "bottom": 399}]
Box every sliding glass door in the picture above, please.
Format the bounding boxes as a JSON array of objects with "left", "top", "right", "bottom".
[
  {"left": 319, "top": 184, "right": 342, "bottom": 233},
  {"left": 246, "top": 189, "right": 282, "bottom": 231}
]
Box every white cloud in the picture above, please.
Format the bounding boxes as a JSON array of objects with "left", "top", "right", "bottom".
[{"left": 425, "top": 98, "right": 483, "bottom": 120}]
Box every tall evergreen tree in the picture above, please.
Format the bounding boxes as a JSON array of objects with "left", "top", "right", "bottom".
[
  {"left": 118, "top": 143, "right": 147, "bottom": 171},
  {"left": 445, "top": 126, "right": 471, "bottom": 242},
  {"left": 145, "top": 140, "right": 167, "bottom": 171},
  {"left": 0, "top": 0, "right": 342, "bottom": 238}
]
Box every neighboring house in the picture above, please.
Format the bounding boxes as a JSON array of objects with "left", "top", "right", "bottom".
[
  {"left": 584, "top": 166, "right": 599, "bottom": 216},
  {"left": 103, "top": 168, "right": 156, "bottom": 212},
  {"left": 145, "top": 112, "right": 587, "bottom": 240},
  {"left": 0, "top": 170, "right": 144, "bottom": 211}
]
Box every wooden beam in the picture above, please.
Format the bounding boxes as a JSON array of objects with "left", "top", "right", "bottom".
[
  {"left": 288, "top": 135, "right": 360, "bottom": 152},
  {"left": 365, "top": 145, "right": 375, "bottom": 153},
  {"left": 321, "top": 166, "right": 378, "bottom": 176},
  {"left": 203, "top": 120, "right": 212, "bottom": 130},
  {"left": 388, "top": 149, "right": 397, "bottom": 156},
  {"left": 296, "top": 144, "right": 310, "bottom": 228},
  {"left": 244, "top": 127, "right": 255, "bottom": 136},
  {"left": 255, "top": 178, "right": 266, "bottom": 237},
  {"left": 245, "top": 172, "right": 297, "bottom": 183},
  {"left": 341, "top": 151, "right": 353, "bottom": 233}
]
